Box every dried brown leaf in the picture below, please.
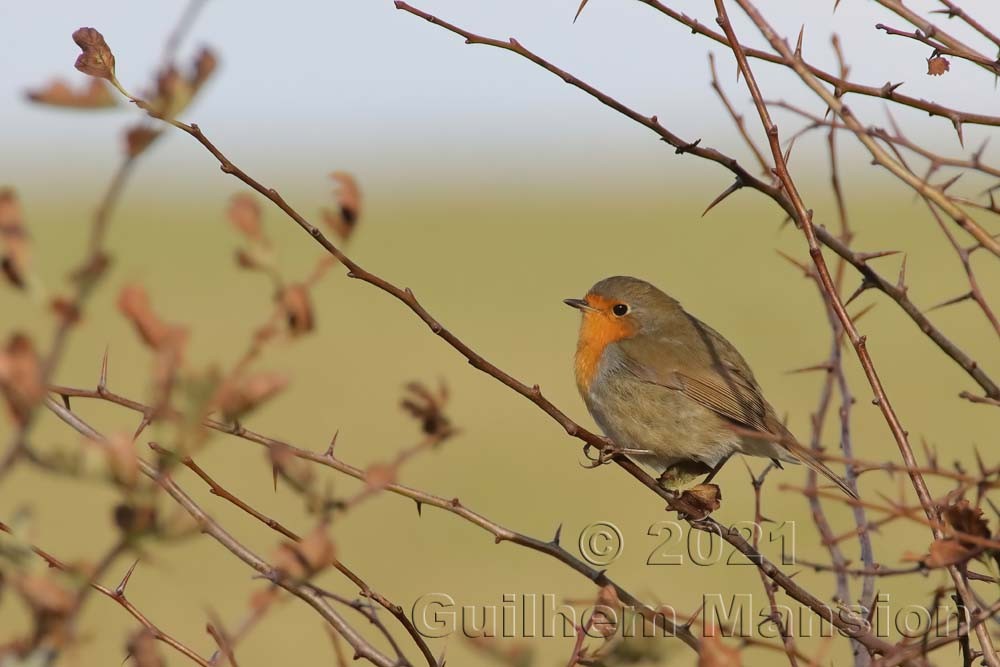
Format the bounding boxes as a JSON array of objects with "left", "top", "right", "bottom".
[
  {"left": 944, "top": 499, "right": 990, "bottom": 544},
  {"left": 192, "top": 48, "right": 218, "bottom": 90},
  {"left": 927, "top": 55, "right": 950, "bottom": 76},
  {"left": 273, "top": 522, "right": 335, "bottom": 579},
  {"left": 699, "top": 624, "right": 742, "bottom": 666},
  {"left": 591, "top": 584, "right": 623, "bottom": 638},
  {"left": 15, "top": 573, "right": 75, "bottom": 615},
  {"left": 117, "top": 284, "right": 184, "bottom": 351},
  {"left": 401, "top": 381, "right": 451, "bottom": 436},
  {"left": 214, "top": 372, "right": 289, "bottom": 420},
  {"left": 114, "top": 503, "right": 157, "bottom": 535},
  {"left": 364, "top": 462, "right": 396, "bottom": 492},
  {"left": 322, "top": 172, "right": 361, "bottom": 242},
  {"left": 50, "top": 296, "right": 81, "bottom": 325},
  {"left": 0, "top": 188, "right": 29, "bottom": 289},
  {"left": 26, "top": 78, "right": 117, "bottom": 109},
  {"left": 0, "top": 333, "right": 43, "bottom": 426},
  {"left": 278, "top": 284, "right": 314, "bottom": 336},
  {"left": 127, "top": 628, "right": 165, "bottom": 667},
  {"left": 227, "top": 193, "right": 264, "bottom": 242},
  {"left": 72, "top": 27, "right": 116, "bottom": 81},
  {"left": 925, "top": 539, "right": 970, "bottom": 567},
  {"left": 124, "top": 124, "right": 162, "bottom": 158},
  {"left": 680, "top": 483, "right": 722, "bottom": 519},
  {"left": 103, "top": 432, "right": 140, "bottom": 488}
]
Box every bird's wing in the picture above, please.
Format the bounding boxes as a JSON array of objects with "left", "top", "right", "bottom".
[
  {"left": 619, "top": 317, "right": 777, "bottom": 436},
  {"left": 671, "top": 364, "right": 773, "bottom": 434}
]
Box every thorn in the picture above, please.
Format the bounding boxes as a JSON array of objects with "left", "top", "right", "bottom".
[
  {"left": 684, "top": 602, "right": 705, "bottom": 629},
  {"left": 572, "top": 0, "right": 589, "bottom": 23},
  {"left": 896, "top": 254, "right": 908, "bottom": 293},
  {"left": 99, "top": 345, "right": 110, "bottom": 391},
  {"left": 851, "top": 302, "right": 877, "bottom": 324},
  {"left": 833, "top": 0, "right": 842, "bottom": 11},
  {"left": 674, "top": 138, "right": 701, "bottom": 154},
  {"left": 61, "top": 394, "right": 71, "bottom": 410},
  {"left": 115, "top": 560, "right": 140, "bottom": 597},
  {"left": 415, "top": 499, "right": 422, "bottom": 516},
  {"left": 775, "top": 250, "right": 812, "bottom": 276},
  {"left": 937, "top": 172, "right": 963, "bottom": 193},
  {"left": 786, "top": 362, "right": 833, "bottom": 375},
  {"left": 702, "top": 179, "right": 743, "bottom": 216},
  {"left": 795, "top": 26, "right": 804, "bottom": 58},
  {"left": 856, "top": 249, "right": 900, "bottom": 263},
  {"left": 272, "top": 462, "right": 279, "bottom": 493},
  {"left": 880, "top": 81, "right": 904, "bottom": 97},
  {"left": 927, "top": 291, "right": 973, "bottom": 312},
  {"left": 552, "top": 523, "right": 563, "bottom": 545},
  {"left": 973, "top": 446, "right": 987, "bottom": 476},
  {"left": 948, "top": 116, "right": 964, "bottom": 147},
  {"left": 972, "top": 136, "right": 990, "bottom": 164},
  {"left": 783, "top": 135, "right": 796, "bottom": 167},
  {"left": 844, "top": 278, "right": 874, "bottom": 307},
  {"left": 325, "top": 430, "right": 339, "bottom": 458}
]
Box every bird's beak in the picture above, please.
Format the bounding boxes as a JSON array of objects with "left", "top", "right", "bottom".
[{"left": 563, "top": 298, "right": 595, "bottom": 312}]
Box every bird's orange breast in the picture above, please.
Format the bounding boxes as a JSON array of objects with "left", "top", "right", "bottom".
[{"left": 574, "top": 295, "right": 637, "bottom": 393}]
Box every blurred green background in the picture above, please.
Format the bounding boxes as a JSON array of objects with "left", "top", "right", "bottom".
[{"left": 3, "top": 1, "right": 999, "bottom": 666}]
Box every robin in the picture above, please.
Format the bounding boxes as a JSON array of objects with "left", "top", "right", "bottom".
[{"left": 564, "top": 275, "right": 857, "bottom": 499}]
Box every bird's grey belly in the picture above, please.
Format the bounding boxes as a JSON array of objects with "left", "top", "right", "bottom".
[{"left": 586, "top": 375, "right": 739, "bottom": 472}]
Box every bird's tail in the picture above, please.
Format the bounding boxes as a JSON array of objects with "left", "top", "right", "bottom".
[{"left": 783, "top": 439, "right": 859, "bottom": 500}]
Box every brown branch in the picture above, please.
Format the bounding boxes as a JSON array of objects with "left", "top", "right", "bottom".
[
  {"left": 873, "top": 0, "right": 1000, "bottom": 74},
  {"left": 634, "top": 0, "right": 1000, "bottom": 127},
  {"left": 933, "top": 0, "right": 1000, "bottom": 50},
  {"left": 712, "top": 1, "right": 997, "bottom": 664},
  {"left": 155, "top": 445, "right": 439, "bottom": 667},
  {"left": 0, "top": 522, "right": 211, "bottom": 666},
  {"left": 41, "top": 396, "right": 403, "bottom": 667}
]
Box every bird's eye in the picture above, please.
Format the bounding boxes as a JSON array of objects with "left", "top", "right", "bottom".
[{"left": 612, "top": 303, "right": 629, "bottom": 317}]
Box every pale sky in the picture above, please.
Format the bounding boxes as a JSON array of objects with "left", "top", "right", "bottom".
[{"left": 2, "top": 1, "right": 999, "bottom": 188}]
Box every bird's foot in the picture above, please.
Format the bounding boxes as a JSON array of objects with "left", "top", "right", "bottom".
[{"left": 581, "top": 439, "right": 650, "bottom": 468}]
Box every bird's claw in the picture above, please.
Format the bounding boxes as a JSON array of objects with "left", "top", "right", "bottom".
[{"left": 581, "top": 441, "right": 620, "bottom": 468}]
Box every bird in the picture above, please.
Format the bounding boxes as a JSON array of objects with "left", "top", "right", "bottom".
[{"left": 564, "top": 275, "right": 858, "bottom": 499}]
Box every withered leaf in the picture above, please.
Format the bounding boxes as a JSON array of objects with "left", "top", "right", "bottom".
[
  {"left": 26, "top": 78, "right": 117, "bottom": 109},
  {"left": 117, "top": 284, "right": 184, "bottom": 351},
  {"left": 114, "top": 503, "right": 157, "bottom": 535},
  {"left": 924, "top": 539, "right": 970, "bottom": 567},
  {"left": 273, "top": 522, "right": 335, "bottom": 579},
  {"left": 364, "top": 462, "right": 396, "bottom": 492},
  {"left": 592, "top": 584, "right": 624, "bottom": 638},
  {"left": 927, "top": 56, "right": 950, "bottom": 76},
  {"left": 0, "top": 188, "right": 29, "bottom": 290},
  {"left": 124, "top": 124, "right": 162, "bottom": 158},
  {"left": 72, "top": 27, "right": 117, "bottom": 81},
  {"left": 680, "top": 483, "right": 722, "bottom": 519},
  {"left": 15, "top": 573, "right": 75, "bottom": 615},
  {"left": 278, "top": 284, "right": 314, "bottom": 336},
  {"left": 102, "top": 432, "right": 140, "bottom": 488},
  {"left": 0, "top": 333, "right": 43, "bottom": 426},
  {"left": 943, "top": 499, "right": 990, "bottom": 545},
  {"left": 699, "top": 625, "right": 742, "bottom": 666},
  {"left": 401, "top": 381, "right": 451, "bottom": 437},
  {"left": 127, "top": 628, "right": 165, "bottom": 667},
  {"left": 50, "top": 296, "right": 81, "bottom": 325},
  {"left": 214, "top": 372, "right": 289, "bottom": 420},
  {"left": 227, "top": 193, "right": 264, "bottom": 242},
  {"left": 321, "top": 172, "right": 361, "bottom": 242},
  {"left": 143, "top": 48, "right": 218, "bottom": 121},
  {"left": 192, "top": 48, "right": 218, "bottom": 90}
]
